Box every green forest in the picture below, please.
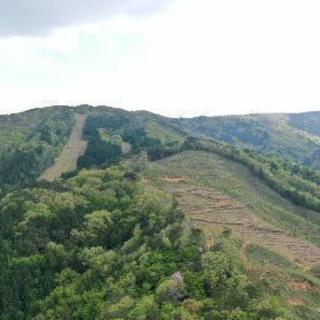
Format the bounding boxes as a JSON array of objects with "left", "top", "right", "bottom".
[
  {"left": 0, "top": 166, "right": 290, "bottom": 319},
  {"left": 1, "top": 106, "right": 320, "bottom": 319},
  {"left": 0, "top": 107, "right": 74, "bottom": 187}
]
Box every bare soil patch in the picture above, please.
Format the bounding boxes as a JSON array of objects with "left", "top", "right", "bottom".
[{"left": 160, "top": 176, "right": 188, "bottom": 183}]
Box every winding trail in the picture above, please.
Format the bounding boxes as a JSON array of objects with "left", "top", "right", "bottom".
[{"left": 40, "top": 113, "right": 87, "bottom": 181}]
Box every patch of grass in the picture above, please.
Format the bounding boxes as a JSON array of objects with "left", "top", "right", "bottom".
[
  {"left": 145, "top": 119, "right": 184, "bottom": 145},
  {"left": 145, "top": 151, "right": 320, "bottom": 246},
  {"left": 247, "top": 243, "right": 298, "bottom": 269}
]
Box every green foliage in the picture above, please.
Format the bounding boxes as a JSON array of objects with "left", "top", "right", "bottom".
[
  {"left": 182, "top": 136, "right": 320, "bottom": 213},
  {"left": 3, "top": 105, "right": 320, "bottom": 319},
  {"left": 0, "top": 166, "right": 288, "bottom": 319},
  {"left": 247, "top": 244, "right": 298, "bottom": 269},
  {"left": 174, "top": 112, "right": 320, "bottom": 169},
  {"left": 0, "top": 107, "right": 74, "bottom": 186},
  {"left": 77, "top": 128, "right": 122, "bottom": 168}
]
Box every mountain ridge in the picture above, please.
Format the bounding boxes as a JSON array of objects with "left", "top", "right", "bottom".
[{"left": 1, "top": 105, "right": 320, "bottom": 319}]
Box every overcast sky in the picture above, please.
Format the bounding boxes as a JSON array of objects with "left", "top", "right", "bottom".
[{"left": 1, "top": 0, "right": 320, "bottom": 117}]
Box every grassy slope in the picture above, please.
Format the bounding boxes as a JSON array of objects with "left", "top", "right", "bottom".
[
  {"left": 2, "top": 106, "right": 320, "bottom": 318},
  {"left": 39, "top": 113, "right": 87, "bottom": 181},
  {"left": 146, "top": 151, "right": 320, "bottom": 245},
  {"left": 118, "top": 109, "right": 320, "bottom": 168},
  {"left": 244, "top": 242, "right": 320, "bottom": 320},
  {"left": 145, "top": 150, "right": 320, "bottom": 318},
  {"left": 5, "top": 105, "right": 320, "bottom": 172}
]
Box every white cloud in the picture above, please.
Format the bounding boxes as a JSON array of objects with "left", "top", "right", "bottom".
[
  {"left": 1, "top": 0, "right": 320, "bottom": 116},
  {"left": 0, "top": 0, "right": 170, "bottom": 37}
]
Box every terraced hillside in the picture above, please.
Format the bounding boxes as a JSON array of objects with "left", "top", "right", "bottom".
[
  {"left": 146, "top": 151, "right": 320, "bottom": 268},
  {"left": 39, "top": 113, "right": 87, "bottom": 181},
  {"left": 171, "top": 185, "right": 320, "bottom": 267}
]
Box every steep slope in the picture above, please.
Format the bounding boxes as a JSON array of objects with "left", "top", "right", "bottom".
[
  {"left": 145, "top": 151, "right": 320, "bottom": 265},
  {"left": 145, "top": 150, "right": 320, "bottom": 317},
  {"left": 48, "top": 105, "right": 320, "bottom": 169},
  {"left": 0, "top": 106, "right": 75, "bottom": 186},
  {"left": 39, "top": 113, "right": 87, "bottom": 181}
]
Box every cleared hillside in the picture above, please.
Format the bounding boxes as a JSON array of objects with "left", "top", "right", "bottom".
[
  {"left": 146, "top": 151, "right": 320, "bottom": 266},
  {"left": 39, "top": 113, "right": 87, "bottom": 181}
]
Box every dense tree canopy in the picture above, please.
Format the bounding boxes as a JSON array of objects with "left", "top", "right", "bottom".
[{"left": 0, "top": 166, "right": 289, "bottom": 319}]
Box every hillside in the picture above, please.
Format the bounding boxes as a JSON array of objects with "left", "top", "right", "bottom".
[
  {"left": 145, "top": 151, "right": 320, "bottom": 317},
  {"left": 0, "top": 106, "right": 75, "bottom": 186},
  {"left": 82, "top": 107, "right": 320, "bottom": 168},
  {"left": 1, "top": 105, "right": 320, "bottom": 319},
  {"left": 159, "top": 111, "right": 320, "bottom": 168},
  {"left": 39, "top": 113, "right": 87, "bottom": 181},
  {"left": 146, "top": 151, "right": 320, "bottom": 260}
]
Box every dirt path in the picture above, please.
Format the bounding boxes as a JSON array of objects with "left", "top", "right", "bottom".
[
  {"left": 39, "top": 113, "right": 87, "bottom": 181},
  {"left": 162, "top": 181, "right": 320, "bottom": 268}
]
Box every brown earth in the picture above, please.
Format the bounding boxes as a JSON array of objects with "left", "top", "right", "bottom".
[
  {"left": 160, "top": 176, "right": 188, "bottom": 183},
  {"left": 161, "top": 179, "right": 320, "bottom": 268}
]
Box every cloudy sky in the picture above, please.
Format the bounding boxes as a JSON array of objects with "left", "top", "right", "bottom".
[{"left": 1, "top": 0, "right": 320, "bottom": 117}]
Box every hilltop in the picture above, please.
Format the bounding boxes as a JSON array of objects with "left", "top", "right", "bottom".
[{"left": 1, "top": 105, "right": 320, "bottom": 319}]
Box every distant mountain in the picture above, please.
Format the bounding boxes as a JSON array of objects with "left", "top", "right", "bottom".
[
  {"left": 175, "top": 112, "right": 320, "bottom": 168},
  {"left": 128, "top": 109, "right": 320, "bottom": 168},
  {"left": 79, "top": 106, "right": 320, "bottom": 166}
]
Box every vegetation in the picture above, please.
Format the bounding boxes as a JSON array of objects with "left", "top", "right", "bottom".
[
  {"left": 2, "top": 105, "right": 320, "bottom": 319},
  {"left": 77, "top": 128, "right": 122, "bottom": 168},
  {"left": 0, "top": 165, "right": 292, "bottom": 319},
  {"left": 181, "top": 136, "right": 320, "bottom": 213},
  {"left": 146, "top": 150, "right": 320, "bottom": 245},
  {"left": 0, "top": 107, "right": 74, "bottom": 186},
  {"left": 78, "top": 110, "right": 182, "bottom": 168},
  {"left": 173, "top": 113, "right": 320, "bottom": 169},
  {"left": 146, "top": 151, "right": 320, "bottom": 318}
]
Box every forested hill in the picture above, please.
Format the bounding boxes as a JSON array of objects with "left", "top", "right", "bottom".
[
  {"left": 133, "top": 110, "right": 320, "bottom": 168},
  {"left": 1, "top": 105, "right": 320, "bottom": 319},
  {"left": 2, "top": 105, "right": 320, "bottom": 187},
  {"left": 78, "top": 106, "right": 320, "bottom": 168},
  {"left": 175, "top": 112, "right": 320, "bottom": 168},
  {"left": 0, "top": 106, "right": 75, "bottom": 187}
]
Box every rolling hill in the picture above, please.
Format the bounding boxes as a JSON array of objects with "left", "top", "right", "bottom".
[{"left": 1, "top": 105, "right": 320, "bottom": 319}]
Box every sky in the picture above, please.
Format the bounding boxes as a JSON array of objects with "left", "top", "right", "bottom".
[{"left": 1, "top": 0, "right": 320, "bottom": 117}]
